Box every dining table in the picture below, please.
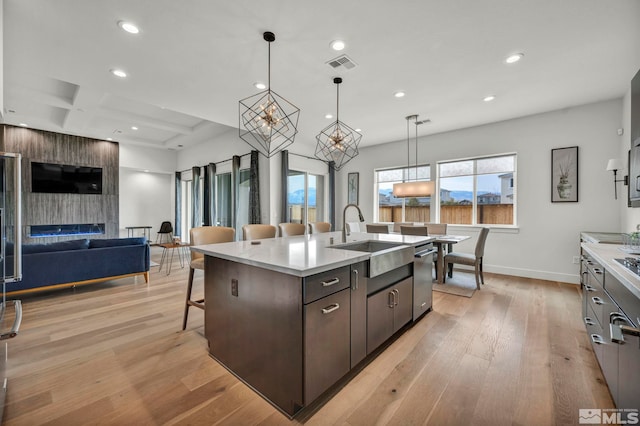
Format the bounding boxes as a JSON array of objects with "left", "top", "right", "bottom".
[{"left": 430, "top": 235, "right": 471, "bottom": 284}]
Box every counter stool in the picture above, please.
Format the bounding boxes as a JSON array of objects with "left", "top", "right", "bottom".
[{"left": 183, "top": 226, "right": 235, "bottom": 330}]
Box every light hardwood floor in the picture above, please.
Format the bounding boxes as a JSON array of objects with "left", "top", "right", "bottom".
[{"left": 3, "top": 247, "right": 614, "bottom": 425}]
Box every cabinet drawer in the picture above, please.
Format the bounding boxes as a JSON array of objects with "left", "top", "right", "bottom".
[
  {"left": 586, "top": 279, "right": 610, "bottom": 328},
  {"left": 304, "top": 266, "right": 351, "bottom": 304},
  {"left": 585, "top": 256, "right": 605, "bottom": 287},
  {"left": 585, "top": 303, "right": 605, "bottom": 365},
  {"left": 605, "top": 270, "right": 640, "bottom": 327}
]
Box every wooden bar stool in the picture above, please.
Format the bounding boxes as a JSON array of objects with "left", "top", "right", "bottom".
[{"left": 183, "top": 226, "right": 235, "bottom": 330}]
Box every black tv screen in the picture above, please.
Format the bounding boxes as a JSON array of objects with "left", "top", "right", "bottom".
[{"left": 31, "top": 162, "right": 103, "bottom": 194}]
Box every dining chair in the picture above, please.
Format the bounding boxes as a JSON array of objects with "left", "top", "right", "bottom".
[
  {"left": 392, "top": 222, "right": 413, "bottom": 233},
  {"left": 183, "top": 226, "right": 235, "bottom": 330},
  {"left": 443, "top": 227, "right": 490, "bottom": 290},
  {"left": 425, "top": 223, "right": 447, "bottom": 235},
  {"left": 309, "top": 222, "right": 331, "bottom": 234},
  {"left": 346, "top": 222, "right": 362, "bottom": 233},
  {"left": 242, "top": 224, "right": 277, "bottom": 241},
  {"left": 366, "top": 224, "right": 390, "bottom": 234},
  {"left": 156, "top": 221, "right": 174, "bottom": 244},
  {"left": 279, "top": 222, "right": 306, "bottom": 237},
  {"left": 400, "top": 225, "right": 427, "bottom": 236}
]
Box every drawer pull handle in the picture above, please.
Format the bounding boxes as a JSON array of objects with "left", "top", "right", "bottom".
[
  {"left": 593, "top": 268, "right": 603, "bottom": 275},
  {"left": 584, "top": 317, "right": 595, "bottom": 326},
  {"left": 590, "top": 334, "right": 604, "bottom": 345},
  {"left": 393, "top": 289, "right": 399, "bottom": 306},
  {"left": 584, "top": 285, "right": 595, "bottom": 292},
  {"left": 321, "top": 278, "right": 340, "bottom": 287},
  {"left": 352, "top": 269, "right": 359, "bottom": 290},
  {"left": 321, "top": 303, "right": 340, "bottom": 314},
  {"left": 591, "top": 297, "right": 604, "bottom": 305}
]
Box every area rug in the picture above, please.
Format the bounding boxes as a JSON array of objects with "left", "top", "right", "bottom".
[{"left": 432, "top": 272, "right": 478, "bottom": 298}]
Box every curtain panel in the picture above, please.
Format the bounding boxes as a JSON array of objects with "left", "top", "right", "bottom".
[
  {"left": 174, "top": 171, "right": 182, "bottom": 238},
  {"left": 328, "top": 161, "right": 336, "bottom": 230},
  {"left": 231, "top": 155, "right": 240, "bottom": 231},
  {"left": 203, "top": 162, "right": 216, "bottom": 226},
  {"left": 249, "top": 151, "right": 261, "bottom": 224},
  {"left": 191, "top": 166, "right": 202, "bottom": 228},
  {"left": 281, "top": 150, "right": 289, "bottom": 223}
]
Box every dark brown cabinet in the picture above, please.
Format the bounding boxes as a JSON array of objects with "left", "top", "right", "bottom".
[
  {"left": 366, "top": 277, "right": 413, "bottom": 354},
  {"left": 304, "top": 288, "right": 351, "bottom": 405},
  {"left": 350, "top": 262, "right": 367, "bottom": 368}
]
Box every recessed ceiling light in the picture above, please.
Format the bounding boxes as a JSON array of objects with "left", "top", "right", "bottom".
[
  {"left": 143, "top": 169, "right": 149, "bottom": 173},
  {"left": 325, "top": 114, "right": 333, "bottom": 119},
  {"left": 483, "top": 95, "right": 496, "bottom": 102},
  {"left": 18, "top": 123, "right": 28, "bottom": 127},
  {"left": 254, "top": 82, "right": 266, "bottom": 90},
  {"left": 505, "top": 53, "right": 524, "bottom": 64},
  {"left": 355, "top": 128, "right": 362, "bottom": 132},
  {"left": 330, "top": 40, "right": 346, "bottom": 51},
  {"left": 394, "top": 91, "right": 405, "bottom": 98},
  {"left": 131, "top": 126, "right": 138, "bottom": 130},
  {"left": 118, "top": 21, "right": 140, "bottom": 34},
  {"left": 106, "top": 137, "right": 113, "bottom": 141},
  {"left": 110, "top": 69, "right": 127, "bottom": 78}
]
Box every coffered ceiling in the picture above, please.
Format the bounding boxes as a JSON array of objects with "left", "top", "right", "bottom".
[{"left": 2, "top": 0, "right": 640, "bottom": 154}]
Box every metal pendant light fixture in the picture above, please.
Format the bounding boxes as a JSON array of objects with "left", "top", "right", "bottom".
[
  {"left": 314, "top": 77, "right": 362, "bottom": 171},
  {"left": 239, "top": 31, "right": 300, "bottom": 158},
  {"left": 392, "top": 115, "right": 434, "bottom": 197}
]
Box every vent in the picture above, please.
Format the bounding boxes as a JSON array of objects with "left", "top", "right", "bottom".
[{"left": 326, "top": 55, "right": 357, "bottom": 70}]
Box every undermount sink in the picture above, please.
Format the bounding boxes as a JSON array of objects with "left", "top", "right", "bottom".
[{"left": 331, "top": 240, "right": 414, "bottom": 277}]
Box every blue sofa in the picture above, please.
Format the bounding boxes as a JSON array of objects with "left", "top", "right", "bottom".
[{"left": 6, "top": 237, "right": 150, "bottom": 296}]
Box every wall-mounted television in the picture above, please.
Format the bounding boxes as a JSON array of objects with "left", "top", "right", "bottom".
[{"left": 31, "top": 162, "right": 103, "bottom": 194}]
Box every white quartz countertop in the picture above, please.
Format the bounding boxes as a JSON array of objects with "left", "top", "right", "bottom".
[
  {"left": 191, "top": 231, "right": 434, "bottom": 277},
  {"left": 581, "top": 242, "right": 640, "bottom": 299}
]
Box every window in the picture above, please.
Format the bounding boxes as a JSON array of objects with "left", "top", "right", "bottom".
[
  {"left": 216, "top": 172, "right": 232, "bottom": 227},
  {"left": 287, "top": 170, "right": 325, "bottom": 227},
  {"left": 375, "top": 165, "right": 431, "bottom": 223},
  {"left": 437, "top": 154, "right": 516, "bottom": 226}
]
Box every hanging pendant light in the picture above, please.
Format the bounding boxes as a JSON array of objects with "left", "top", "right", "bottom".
[
  {"left": 314, "top": 77, "right": 362, "bottom": 171},
  {"left": 392, "top": 115, "right": 434, "bottom": 197},
  {"left": 239, "top": 31, "right": 300, "bottom": 158}
]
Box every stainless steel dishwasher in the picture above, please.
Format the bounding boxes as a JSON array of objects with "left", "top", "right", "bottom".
[{"left": 413, "top": 242, "right": 436, "bottom": 321}]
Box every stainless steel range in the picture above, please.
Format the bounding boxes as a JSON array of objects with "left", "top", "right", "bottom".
[{"left": 614, "top": 257, "right": 640, "bottom": 276}]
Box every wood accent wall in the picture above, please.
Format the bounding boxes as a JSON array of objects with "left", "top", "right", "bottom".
[{"left": 1, "top": 125, "right": 119, "bottom": 243}]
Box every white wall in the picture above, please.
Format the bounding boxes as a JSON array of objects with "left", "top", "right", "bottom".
[
  {"left": 621, "top": 89, "right": 640, "bottom": 231},
  {"left": 119, "top": 169, "right": 173, "bottom": 238},
  {"left": 118, "top": 144, "right": 176, "bottom": 238},
  {"left": 336, "top": 99, "right": 624, "bottom": 283}
]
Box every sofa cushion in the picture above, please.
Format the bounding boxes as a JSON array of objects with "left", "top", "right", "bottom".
[
  {"left": 89, "top": 237, "right": 146, "bottom": 248},
  {"left": 22, "top": 238, "right": 90, "bottom": 254}
]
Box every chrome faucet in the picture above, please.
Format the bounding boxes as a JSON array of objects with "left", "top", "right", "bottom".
[{"left": 342, "top": 203, "right": 365, "bottom": 242}]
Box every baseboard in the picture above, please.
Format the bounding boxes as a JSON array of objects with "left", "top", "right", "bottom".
[{"left": 451, "top": 264, "right": 579, "bottom": 285}]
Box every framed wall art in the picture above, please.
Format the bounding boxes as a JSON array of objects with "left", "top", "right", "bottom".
[
  {"left": 347, "top": 172, "right": 359, "bottom": 205},
  {"left": 551, "top": 146, "right": 578, "bottom": 202}
]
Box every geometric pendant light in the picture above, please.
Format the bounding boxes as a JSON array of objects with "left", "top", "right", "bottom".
[
  {"left": 314, "top": 77, "right": 362, "bottom": 171},
  {"left": 392, "top": 114, "right": 434, "bottom": 197},
  {"left": 239, "top": 31, "right": 300, "bottom": 158}
]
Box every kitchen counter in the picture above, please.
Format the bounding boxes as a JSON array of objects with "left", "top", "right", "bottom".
[
  {"left": 581, "top": 242, "right": 640, "bottom": 299},
  {"left": 580, "top": 231, "right": 625, "bottom": 244},
  {"left": 192, "top": 230, "right": 433, "bottom": 277}
]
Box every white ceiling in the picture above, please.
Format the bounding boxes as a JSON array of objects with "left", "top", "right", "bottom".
[{"left": 2, "top": 0, "right": 640, "bottom": 155}]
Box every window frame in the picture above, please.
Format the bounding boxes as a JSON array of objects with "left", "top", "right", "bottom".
[
  {"left": 436, "top": 153, "right": 517, "bottom": 228},
  {"left": 374, "top": 164, "right": 432, "bottom": 223}
]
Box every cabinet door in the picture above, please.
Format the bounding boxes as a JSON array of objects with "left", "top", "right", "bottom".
[
  {"left": 393, "top": 277, "right": 413, "bottom": 332},
  {"left": 304, "top": 288, "right": 351, "bottom": 405},
  {"left": 367, "top": 288, "right": 395, "bottom": 355},
  {"left": 618, "top": 333, "right": 640, "bottom": 419},
  {"left": 350, "top": 262, "right": 367, "bottom": 367}
]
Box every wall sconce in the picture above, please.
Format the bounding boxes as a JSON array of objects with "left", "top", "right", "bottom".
[{"left": 606, "top": 158, "right": 629, "bottom": 199}]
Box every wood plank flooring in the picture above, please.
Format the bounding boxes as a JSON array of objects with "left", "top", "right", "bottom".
[{"left": 3, "top": 247, "right": 614, "bottom": 425}]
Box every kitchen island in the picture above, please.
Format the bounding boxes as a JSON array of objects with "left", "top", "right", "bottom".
[{"left": 192, "top": 231, "right": 433, "bottom": 417}]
